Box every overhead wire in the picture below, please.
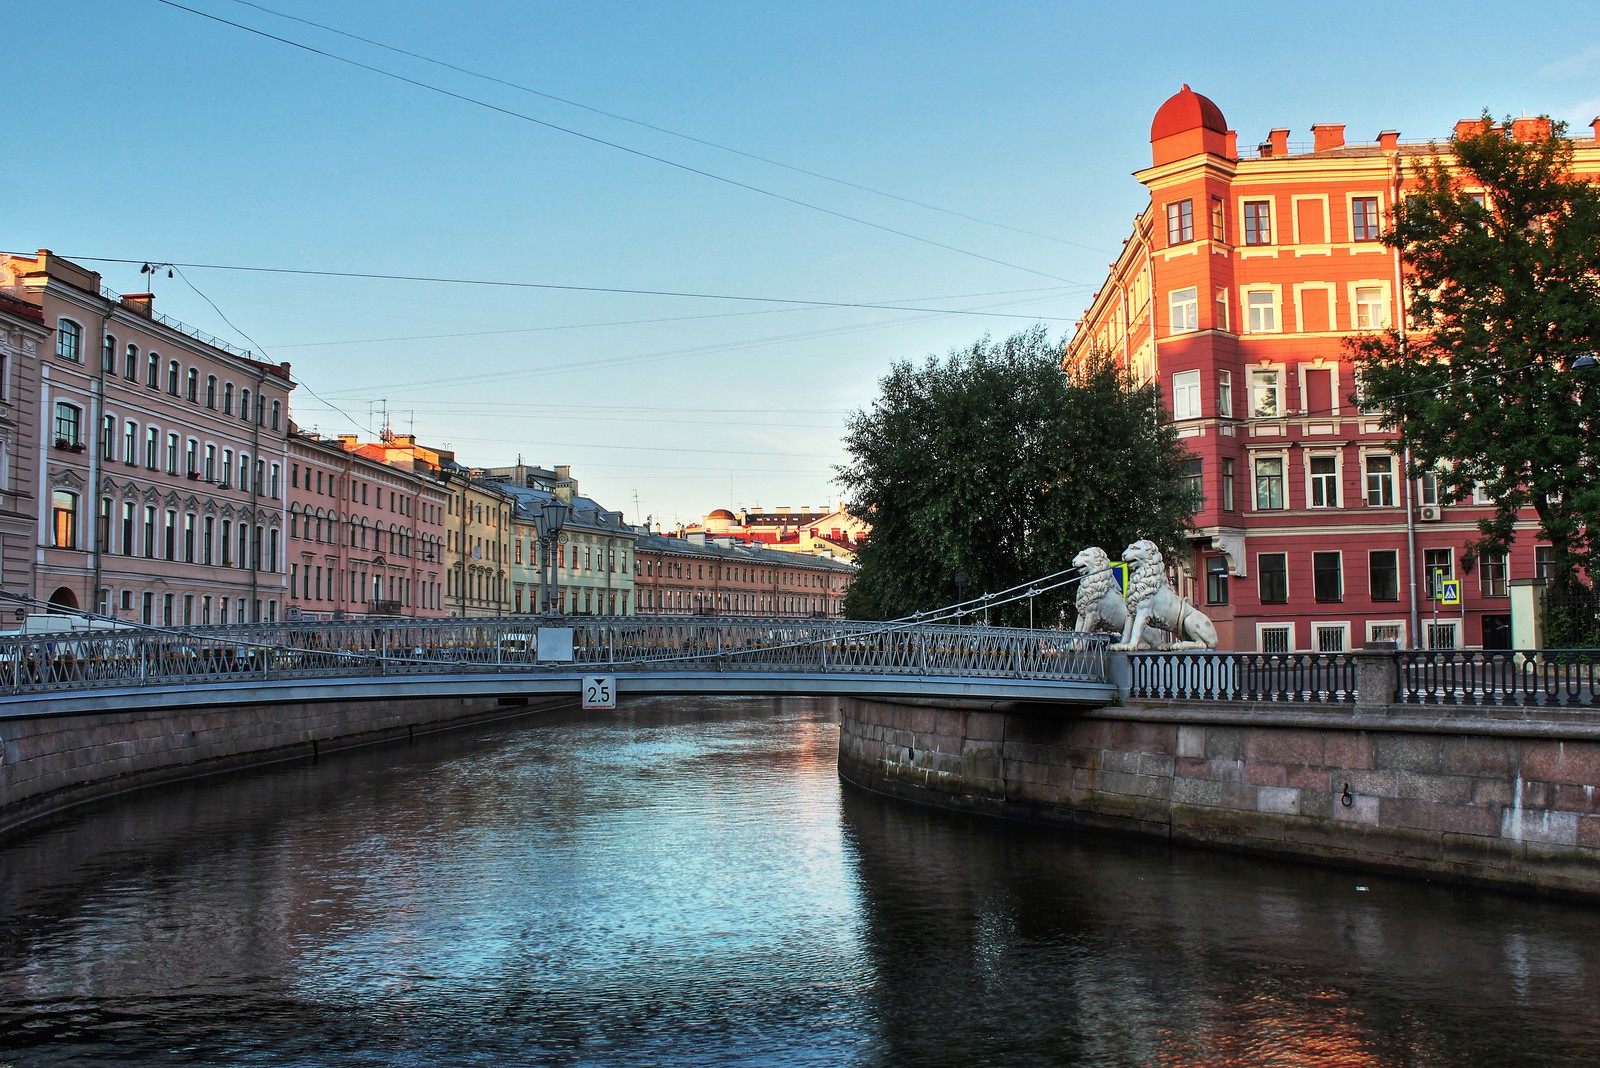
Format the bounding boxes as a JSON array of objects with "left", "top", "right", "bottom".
[
  {"left": 150, "top": 0, "right": 1085, "bottom": 284},
  {"left": 220, "top": 0, "right": 1113, "bottom": 255}
]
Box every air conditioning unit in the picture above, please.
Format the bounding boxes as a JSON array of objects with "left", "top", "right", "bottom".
[{"left": 1419, "top": 506, "right": 1441, "bottom": 521}]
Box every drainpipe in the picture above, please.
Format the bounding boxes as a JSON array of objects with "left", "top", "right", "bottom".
[
  {"left": 1392, "top": 150, "right": 1421, "bottom": 649},
  {"left": 89, "top": 298, "right": 113, "bottom": 616}
]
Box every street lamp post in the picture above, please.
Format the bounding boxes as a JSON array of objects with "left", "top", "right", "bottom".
[
  {"left": 953, "top": 568, "right": 968, "bottom": 624},
  {"left": 535, "top": 499, "right": 570, "bottom": 616}
]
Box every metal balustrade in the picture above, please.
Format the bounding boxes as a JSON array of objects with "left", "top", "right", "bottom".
[
  {"left": 1126, "top": 650, "right": 1359, "bottom": 704},
  {"left": 0, "top": 616, "right": 1111, "bottom": 697},
  {"left": 1398, "top": 650, "right": 1600, "bottom": 707}
]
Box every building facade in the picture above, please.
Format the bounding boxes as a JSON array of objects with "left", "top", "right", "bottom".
[
  {"left": 3, "top": 251, "right": 294, "bottom": 626},
  {"left": 1066, "top": 90, "right": 1600, "bottom": 652},
  {"left": 634, "top": 532, "right": 854, "bottom": 617},
  {"left": 285, "top": 432, "right": 448, "bottom": 619},
  {"left": 0, "top": 293, "right": 46, "bottom": 612}
]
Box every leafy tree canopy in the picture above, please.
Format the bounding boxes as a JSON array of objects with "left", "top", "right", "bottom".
[
  {"left": 837, "top": 325, "right": 1195, "bottom": 624},
  {"left": 1347, "top": 115, "right": 1600, "bottom": 586}
]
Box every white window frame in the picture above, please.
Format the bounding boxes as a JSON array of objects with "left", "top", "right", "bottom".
[
  {"left": 1217, "top": 369, "right": 1233, "bottom": 418},
  {"left": 1248, "top": 366, "right": 1285, "bottom": 419},
  {"left": 1242, "top": 198, "right": 1274, "bottom": 246},
  {"left": 1366, "top": 620, "right": 1407, "bottom": 647},
  {"left": 1363, "top": 449, "right": 1396, "bottom": 507},
  {"left": 1312, "top": 550, "right": 1344, "bottom": 603},
  {"left": 1172, "top": 369, "right": 1202, "bottom": 419},
  {"left": 1297, "top": 361, "right": 1342, "bottom": 418},
  {"left": 56, "top": 318, "right": 83, "bottom": 363},
  {"left": 1253, "top": 453, "right": 1287, "bottom": 511},
  {"left": 1352, "top": 282, "right": 1389, "bottom": 330},
  {"left": 1306, "top": 452, "right": 1341, "bottom": 508},
  {"left": 1312, "top": 622, "right": 1350, "bottom": 652},
  {"left": 1425, "top": 619, "right": 1460, "bottom": 650},
  {"left": 1244, "top": 287, "right": 1281, "bottom": 333},
  {"left": 1169, "top": 287, "right": 1199, "bottom": 334},
  {"left": 1347, "top": 191, "right": 1387, "bottom": 243},
  {"left": 1256, "top": 622, "right": 1294, "bottom": 652}
]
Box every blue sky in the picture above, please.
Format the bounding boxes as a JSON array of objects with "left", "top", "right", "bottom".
[{"left": 12, "top": 1, "right": 1600, "bottom": 527}]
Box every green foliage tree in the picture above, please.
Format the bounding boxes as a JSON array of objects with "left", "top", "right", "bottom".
[
  {"left": 837, "top": 325, "right": 1195, "bottom": 624},
  {"left": 1347, "top": 116, "right": 1600, "bottom": 603}
]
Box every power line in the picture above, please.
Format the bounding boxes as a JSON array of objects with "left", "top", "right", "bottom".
[
  {"left": 222, "top": 0, "right": 1113, "bottom": 256},
  {"left": 150, "top": 0, "right": 1084, "bottom": 284},
  {"left": 72, "top": 255, "right": 1079, "bottom": 321}
]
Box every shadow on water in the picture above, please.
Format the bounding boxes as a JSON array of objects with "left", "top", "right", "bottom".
[{"left": 838, "top": 782, "right": 1600, "bottom": 1067}]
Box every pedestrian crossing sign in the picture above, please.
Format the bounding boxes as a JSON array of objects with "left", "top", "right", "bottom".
[
  {"left": 1440, "top": 579, "right": 1460, "bottom": 606},
  {"left": 1111, "top": 562, "right": 1128, "bottom": 595}
]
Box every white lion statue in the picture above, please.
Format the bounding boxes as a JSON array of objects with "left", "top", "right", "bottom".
[
  {"left": 1109, "top": 539, "right": 1219, "bottom": 651},
  {"left": 1072, "top": 546, "right": 1160, "bottom": 646}
]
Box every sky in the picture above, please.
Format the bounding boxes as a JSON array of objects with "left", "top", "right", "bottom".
[{"left": 12, "top": 1, "right": 1600, "bottom": 529}]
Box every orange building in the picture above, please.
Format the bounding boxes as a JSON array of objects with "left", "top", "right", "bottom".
[{"left": 1067, "top": 88, "right": 1600, "bottom": 652}]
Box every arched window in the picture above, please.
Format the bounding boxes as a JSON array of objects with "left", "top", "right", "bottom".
[
  {"left": 146, "top": 351, "right": 160, "bottom": 388},
  {"left": 53, "top": 401, "right": 82, "bottom": 447},
  {"left": 222, "top": 382, "right": 234, "bottom": 414},
  {"left": 125, "top": 343, "right": 139, "bottom": 380},
  {"left": 206, "top": 375, "right": 217, "bottom": 408},
  {"left": 240, "top": 388, "right": 251, "bottom": 423},
  {"left": 167, "top": 359, "right": 180, "bottom": 395},
  {"left": 102, "top": 334, "right": 117, "bottom": 373},
  {"left": 55, "top": 319, "right": 82, "bottom": 362},
  {"left": 271, "top": 399, "right": 281, "bottom": 430},
  {"left": 185, "top": 367, "right": 198, "bottom": 402}
]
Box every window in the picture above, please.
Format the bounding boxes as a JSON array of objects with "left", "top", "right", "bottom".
[
  {"left": 206, "top": 375, "right": 217, "bottom": 408},
  {"left": 147, "top": 352, "right": 160, "bottom": 388},
  {"left": 56, "top": 319, "right": 82, "bottom": 362},
  {"left": 240, "top": 388, "right": 251, "bottom": 423},
  {"left": 1369, "top": 550, "right": 1400, "bottom": 601},
  {"left": 1205, "top": 558, "right": 1229, "bottom": 605},
  {"left": 167, "top": 433, "right": 180, "bottom": 475},
  {"left": 1181, "top": 459, "right": 1203, "bottom": 507},
  {"left": 1214, "top": 288, "right": 1229, "bottom": 332},
  {"left": 1169, "top": 287, "right": 1198, "bottom": 333},
  {"left": 143, "top": 505, "right": 156, "bottom": 559},
  {"left": 167, "top": 360, "right": 180, "bottom": 395},
  {"left": 1424, "top": 548, "right": 1454, "bottom": 597},
  {"left": 1536, "top": 545, "right": 1554, "bottom": 581},
  {"left": 1314, "top": 624, "right": 1348, "bottom": 652},
  {"left": 144, "top": 427, "right": 159, "bottom": 470},
  {"left": 1480, "top": 552, "right": 1509, "bottom": 597},
  {"left": 164, "top": 509, "right": 177, "bottom": 561},
  {"left": 1245, "top": 290, "right": 1278, "bottom": 332},
  {"left": 1172, "top": 370, "right": 1201, "bottom": 419},
  {"left": 102, "top": 334, "right": 117, "bottom": 373},
  {"left": 1354, "top": 368, "right": 1386, "bottom": 415},
  {"left": 204, "top": 444, "right": 216, "bottom": 481},
  {"left": 187, "top": 439, "right": 199, "bottom": 476},
  {"left": 1352, "top": 196, "right": 1381, "bottom": 241},
  {"left": 1254, "top": 456, "right": 1285, "bottom": 509},
  {"left": 1258, "top": 554, "right": 1289, "bottom": 604},
  {"left": 1217, "top": 370, "right": 1233, "bottom": 418},
  {"left": 1313, "top": 552, "right": 1343, "bottom": 602},
  {"left": 1210, "top": 196, "right": 1225, "bottom": 241},
  {"left": 121, "top": 502, "right": 134, "bottom": 556},
  {"left": 1221, "top": 457, "right": 1235, "bottom": 511},
  {"left": 1364, "top": 452, "right": 1395, "bottom": 506},
  {"left": 1426, "top": 620, "right": 1459, "bottom": 650},
  {"left": 1244, "top": 200, "right": 1272, "bottom": 245},
  {"left": 1309, "top": 455, "right": 1339, "bottom": 508},
  {"left": 1249, "top": 368, "right": 1282, "bottom": 418},
  {"left": 1354, "top": 286, "right": 1387, "bottom": 329},
  {"left": 97, "top": 498, "right": 112, "bottom": 553},
  {"left": 1259, "top": 624, "right": 1293, "bottom": 653},
  {"left": 1368, "top": 621, "right": 1405, "bottom": 646},
  {"left": 223, "top": 382, "right": 233, "bottom": 414},
  {"left": 1166, "top": 199, "right": 1193, "bottom": 244},
  {"left": 53, "top": 402, "right": 81, "bottom": 446},
  {"left": 125, "top": 343, "right": 139, "bottom": 381},
  {"left": 184, "top": 368, "right": 197, "bottom": 402},
  {"left": 100, "top": 414, "right": 116, "bottom": 461},
  {"left": 51, "top": 491, "right": 78, "bottom": 548},
  {"left": 271, "top": 400, "right": 282, "bottom": 430}
]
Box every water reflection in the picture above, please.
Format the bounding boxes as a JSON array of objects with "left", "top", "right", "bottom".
[{"left": 0, "top": 698, "right": 1597, "bottom": 1067}]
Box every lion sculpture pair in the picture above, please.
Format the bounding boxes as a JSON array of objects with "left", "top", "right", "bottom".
[{"left": 1072, "top": 541, "right": 1218, "bottom": 651}]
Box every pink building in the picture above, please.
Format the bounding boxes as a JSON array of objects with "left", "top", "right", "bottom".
[
  {"left": 2, "top": 251, "right": 294, "bottom": 625},
  {"left": 286, "top": 431, "right": 448, "bottom": 619}
]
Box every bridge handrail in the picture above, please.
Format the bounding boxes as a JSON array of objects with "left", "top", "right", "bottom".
[
  {"left": 0, "top": 616, "right": 1111, "bottom": 697},
  {"left": 1126, "top": 650, "right": 1358, "bottom": 704}
]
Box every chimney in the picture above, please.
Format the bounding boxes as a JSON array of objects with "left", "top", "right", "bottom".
[
  {"left": 1224, "top": 129, "right": 1239, "bottom": 159},
  {"left": 1511, "top": 116, "right": 1552, "bottom": 143},
  {"left": 1592, "top": 116, "right": 1600, "bottom": 142},
  {"left": 1377, "top": 130, "right": 1400, "bottom": 151},
  {"left": 120, "top": 293, "right": 154, "bottom": 317},
  {"left": 1312, "top": 123, "right": 1345, "bottom": 152},
  {"left": 1269, "top": 128, "right": 1289, "bottom": 156}
]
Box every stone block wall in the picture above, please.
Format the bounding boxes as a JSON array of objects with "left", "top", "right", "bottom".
[
  {"left": 838, "top": 697, "right": 1600, "bottom": 900},
  {"left": 0, "top": 693, "right": 558, "bottom": 837}
]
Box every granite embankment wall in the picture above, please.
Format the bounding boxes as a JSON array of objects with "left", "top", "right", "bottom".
[
  {"left": 838, "top": 696, "right": 1600, "bottom": 900},
  {"left": 0, "top": 692, "right": 566, "bottom": 837}
]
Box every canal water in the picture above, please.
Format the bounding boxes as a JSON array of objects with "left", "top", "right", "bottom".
[{"left": 2, "top": 698, "right": 1599, "bottom": 1067}]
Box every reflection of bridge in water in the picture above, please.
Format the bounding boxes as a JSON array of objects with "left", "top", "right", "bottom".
[{"left": 0, "top": 616, "right": 1118, "bottom": 713}]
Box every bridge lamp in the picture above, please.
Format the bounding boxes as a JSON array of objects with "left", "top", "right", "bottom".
[
  {"left": 535, "top": 499, "right": 571, "bottom": 616},
  {"left": 953, "top": 569, "right": 968, "bottom": 623}
]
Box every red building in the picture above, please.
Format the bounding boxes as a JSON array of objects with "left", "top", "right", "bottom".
[{"left": 1067, "top": 88, "right": 1600, "bottom": 652}]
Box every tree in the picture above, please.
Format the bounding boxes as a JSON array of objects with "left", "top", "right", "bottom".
[
  {"left": 1348, "top": 116, "right": 1600, "bottom": 598},
  {"left": 837, "top": 325, "right": 1195, "bottom": 624}
]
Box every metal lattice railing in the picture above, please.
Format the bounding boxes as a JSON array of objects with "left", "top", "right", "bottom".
[
  {"left": 1398, "top": 650, "right": 1600, "bottom": 707},
  {"left": 0, "top": 616, "right": 1111, "bottom": 697}
]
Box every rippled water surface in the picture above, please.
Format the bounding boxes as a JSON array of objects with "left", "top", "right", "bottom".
[{"left": 3, "top": 698, "right": 1599, "bottom": 1066}]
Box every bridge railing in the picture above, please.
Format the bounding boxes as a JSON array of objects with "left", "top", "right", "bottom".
[
  {"left": 1397, "top": 650, "right": 1600, "bottom": 707},
  {"left": 1125, "top": 650, "right": 1359, "bottom": 704},
  {"left": 0, "top": 616, "right": 1111, "bottom": 697}
]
